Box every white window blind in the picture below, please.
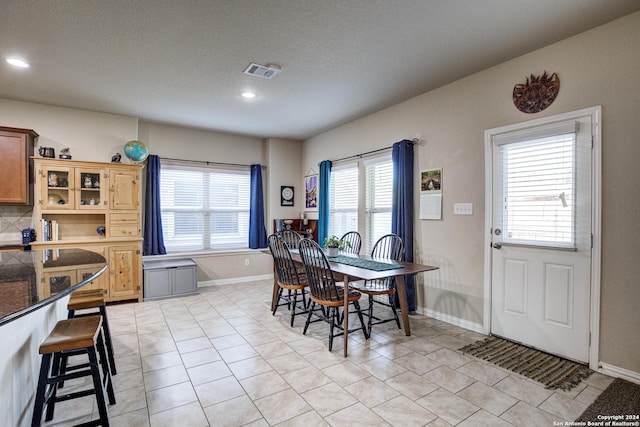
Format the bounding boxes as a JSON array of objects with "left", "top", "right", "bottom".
[
  {"left": 329, "top": 164, "right": 358, "bottom": 240},
  {"left": 499, "top": 132, "right": 576, "bottom": 248},
  {"left": 160, "top": 165, "right": 250, "bottom": 252},
  {"left": 365, "top": 158, "right": 393, "bottom": 254}
]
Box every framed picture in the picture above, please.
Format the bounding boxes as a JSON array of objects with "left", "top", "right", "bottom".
[
  {"left": 304, "top": 174, "right": 318, "bottom": 210},
  {"left": 280, "top": 186, "right": 294, "bottom": 206},
  {"left": 421, "top": 168, "right": 442, "bottom": 192}
]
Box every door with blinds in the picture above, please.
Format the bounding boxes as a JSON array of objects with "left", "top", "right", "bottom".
[{"left": 489, "top": 111, "right": 595, "bottom": 363}]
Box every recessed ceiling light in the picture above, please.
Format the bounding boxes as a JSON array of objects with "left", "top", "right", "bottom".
[
  {"left": 6, "top": 58, "right": 30, "bottom": 68},
  {"left": 241, "top": 92, "right": 257, "bottom": 99}
]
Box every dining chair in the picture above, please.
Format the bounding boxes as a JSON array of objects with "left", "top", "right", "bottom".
[
  {"left": 349, "top": 233, "right": 405, "bottom": 337},
  {"left": 298, "top": 238, "right": 368, "bottom": 350},
  {"left": 278, "top": 229, "right": 303, "bottom": 249},
  {"left": 268, "top": 234, "right": 309, "bottom": 327},
  {"left": 340, "top": 231, "right": 362, "bottom": 254}
]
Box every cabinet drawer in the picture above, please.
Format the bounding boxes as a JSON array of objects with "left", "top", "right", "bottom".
[
  {"left": 110, "top": 212, "right": 138, "bottom": 224},
  {"left": 108, "top": 224, "right": 139, "bottom": 237}
]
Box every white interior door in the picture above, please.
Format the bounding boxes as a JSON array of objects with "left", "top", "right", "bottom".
[{"left": 489, "top": 113, "right": 594, "bottom": 363}]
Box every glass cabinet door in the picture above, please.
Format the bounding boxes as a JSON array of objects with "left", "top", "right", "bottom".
[
  {"left": 76, "top": 168, "right": 106, "bottom": 210},
  {"left": 41, "top": 165, "right": 75, "bottom": 210}
]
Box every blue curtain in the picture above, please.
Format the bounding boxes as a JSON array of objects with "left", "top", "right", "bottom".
[
  {"left": 317, "top": 160, "right": 332, "bottom": 244},
  {"left": 143, "top": 155, "right": 167, "bottom": 256},
  {"left": 392, "top": 140, "right": 415, "bottom": 311},
  {"left": 249, "top": 164, "right": 268, "bottom": 249}
]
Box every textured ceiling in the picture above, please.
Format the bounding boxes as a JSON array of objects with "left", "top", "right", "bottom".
[{"left": 1, "top": 0, "right": 638, "bottom": 140}]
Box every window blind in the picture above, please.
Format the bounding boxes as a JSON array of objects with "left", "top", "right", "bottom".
[
  {"left": 499, "top": 133, "right": 576, "bottom": 248},
  {"left": 329, "top": 164, "right": 358, "bottom": 240},
  {"left": 365, "top": 158, "right": 393, "bottom": 254},
  {"left": 160, "top": 165, "right": 250, "bottom": 252}
]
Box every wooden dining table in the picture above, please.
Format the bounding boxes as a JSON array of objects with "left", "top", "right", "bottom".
[{"left": 274, "top": 250, "right": 438, "bottom": 357}]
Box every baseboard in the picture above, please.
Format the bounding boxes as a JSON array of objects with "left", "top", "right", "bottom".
[
  {"left": 422, "top": 307, "right": 485, "bottom": 334},
  {"left": 597, "top": 362, "right": 640, "bottom": 385},
  {"left": 198, "top": 274, "right": 273, "bottom": 287}
]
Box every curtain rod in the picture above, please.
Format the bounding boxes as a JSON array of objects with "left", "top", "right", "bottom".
[
  {"left": 160, "top": 157, "right": 266, "bottom": 169},
  {"left": 321, "top": 138, "right": 420, "bottom": 165}
]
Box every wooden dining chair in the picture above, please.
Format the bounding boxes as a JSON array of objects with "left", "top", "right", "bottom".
[
  {"left": 349, "top": 233, "right": 405, "bottom": 336},
  {"left": 278, "top": 230, "right": 303, "bottom": 249},
  {"left": 340, "top": 231, "right": 362, "bottom": 254},
  {"left": 268, "top": 233, "right": 309, "bottom": 327},
  {"left": 298, "top": 238, "right": 368, "bottom": 350}
]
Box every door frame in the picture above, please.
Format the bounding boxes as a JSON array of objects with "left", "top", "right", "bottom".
[{"left": 483, "top": 106, "right": 602, "bottom": 370}]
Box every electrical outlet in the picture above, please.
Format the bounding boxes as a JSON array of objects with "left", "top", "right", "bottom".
[
  {"left": 244, "top": 258, "right": 250, "bottom": 266},
  {"left": 454, "top": 202, "right": 473, "bottom": 215}
]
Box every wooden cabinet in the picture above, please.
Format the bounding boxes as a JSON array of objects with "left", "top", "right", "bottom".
[
  {"left": 109, "top": 244, "right": 141, "bottom": 300},
  {"left": 33, "top": 158, "right": 143, "bottom": 302},
  {"left": 0, "top": 127, "right": 37, "bottom": 205},
  {"left": 274, "top": 218, "right": 318, "bottom": 242}
]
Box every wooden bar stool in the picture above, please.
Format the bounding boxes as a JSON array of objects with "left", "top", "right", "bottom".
[
  {"left": 31, "top": 315, "right": 116, "bottom": 427},
  {"left": 67, "top": 289, "right": 117, "bottom": 376}
]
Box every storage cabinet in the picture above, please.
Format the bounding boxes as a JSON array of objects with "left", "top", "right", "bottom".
[
  {"left": 143, "top": 258, "right": 197, "bottom": 301},
  {"left": 0, "top": 127, "right": 37, "bottom": 205},
  {"left": 32, "top": 158, "right": 143, "bottom": 302}
]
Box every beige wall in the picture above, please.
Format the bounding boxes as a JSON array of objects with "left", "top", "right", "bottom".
[
  {"left": 265, "top": 138, "right": 305, "bottom": 227},
  {"left": 302, "top": 12, "right": 640, "bottom": 373},
  {"left": 0, "top": 98, "right": 138, "bottom": 161}
]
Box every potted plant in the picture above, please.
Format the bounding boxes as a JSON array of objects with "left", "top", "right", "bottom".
[{"left": 323, "top": 235, "right": 351, "bottom": 256}]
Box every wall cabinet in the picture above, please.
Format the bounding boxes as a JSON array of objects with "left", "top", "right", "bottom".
[
  {"left": 33, "top": 158, "right": 143, "bottom": 302},
  {"left": 0, "top": 126, "right": 38, "bottom": 205},
  {"left": 143, "top": 258, "right": 197, "bottom": 301}
]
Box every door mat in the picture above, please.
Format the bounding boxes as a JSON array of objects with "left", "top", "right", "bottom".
[
  {"left": 459, "top": 336, "right": 593, "bottom": 391},
  {"left": 576, "top": 378, "right": 640, "bottom": 422}
]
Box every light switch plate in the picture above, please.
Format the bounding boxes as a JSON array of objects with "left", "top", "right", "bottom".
[{"left": 454, "top": 202, "right": 473, "bottom": 215}]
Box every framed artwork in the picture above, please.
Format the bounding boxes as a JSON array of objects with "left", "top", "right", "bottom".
[
  {"left": 280, "top": 186, "right": 294, "bottom": 206},
  {"left": 304, "top": 174, "right": 318, "bottom": 210}
]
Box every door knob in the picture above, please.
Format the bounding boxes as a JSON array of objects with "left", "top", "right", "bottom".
[{"left": 493, "top": 243, "right": 502, "bottom": 249}]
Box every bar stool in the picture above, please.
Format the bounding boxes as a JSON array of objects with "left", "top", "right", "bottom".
[
  {"left": 31, "top": 315, "right": 116, "bottom": 427},
  {"left": 66, "top": 289, "right": 117, "bottom": 376}
]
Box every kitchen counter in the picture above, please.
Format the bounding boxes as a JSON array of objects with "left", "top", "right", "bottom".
[{"left": 0, "top": 248, "right": 107, "bottom": 326}]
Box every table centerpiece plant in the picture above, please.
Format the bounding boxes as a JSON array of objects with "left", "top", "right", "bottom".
[{"left": 323, "top": 235, "right": 351, "bottom": 256}]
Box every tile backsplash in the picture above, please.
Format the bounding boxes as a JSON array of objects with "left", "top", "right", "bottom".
[{"left": 0, "top": 206, "right": 34, "bottom": 243}]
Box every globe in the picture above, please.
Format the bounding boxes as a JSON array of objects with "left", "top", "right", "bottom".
[{"left": 123, "top": 140, "right": 149, "bottom": 163}]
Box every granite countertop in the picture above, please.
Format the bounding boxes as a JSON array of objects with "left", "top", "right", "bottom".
[{"left": 0, "top": 248, "right": 107, "bottom": 326}]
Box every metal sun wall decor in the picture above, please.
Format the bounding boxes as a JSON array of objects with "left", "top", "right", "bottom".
[{"left": 513, "top": 71, "right": 560, "bottom": 114}]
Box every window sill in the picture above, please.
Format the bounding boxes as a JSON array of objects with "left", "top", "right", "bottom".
[{"left": 143, "top": 248, "right": 266, "bottom": 262}]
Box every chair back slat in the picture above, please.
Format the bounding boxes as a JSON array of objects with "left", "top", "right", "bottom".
[
  {"left": 278, "top": 230, "right": 302, "bottom": 249},
  {"left": 268, "top": 234, "right": 304, "bottom": 286},
  {"left": 298, "top": 238, "right": 341, "bottom": 301},
  {"left": 340, "top": 231, "right": 362, "bottom": 255},
  {"left": 371, "top": 233, "right": 404, "bottom": 261}
]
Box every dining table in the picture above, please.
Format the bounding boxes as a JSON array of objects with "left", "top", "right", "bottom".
[{"left": 274, "top": 250, "right": 439, "bottom": 357}]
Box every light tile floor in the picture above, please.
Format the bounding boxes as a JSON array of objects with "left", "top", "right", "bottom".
[{"left": 42, "top": 279, "right": 614, "bottom": 426}]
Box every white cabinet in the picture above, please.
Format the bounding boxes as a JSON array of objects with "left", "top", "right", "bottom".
[{"left": 143, "top": 258, "right": 197, "bottom": 301}]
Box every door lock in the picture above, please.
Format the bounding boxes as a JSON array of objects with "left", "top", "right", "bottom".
[{"left": 494, "top": 228, "right": 502, "bottom": 235}]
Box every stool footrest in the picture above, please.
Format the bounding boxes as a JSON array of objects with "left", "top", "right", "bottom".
[{"left": 53, "top": 388, "right": 96, "bottom": 403}]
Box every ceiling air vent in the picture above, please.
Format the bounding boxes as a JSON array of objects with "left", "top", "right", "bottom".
[{"left": 243, "top": 62, "right": 282, "bottom": 79}]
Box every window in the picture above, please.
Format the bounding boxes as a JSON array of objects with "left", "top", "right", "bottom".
[
  {"left": 328, "top": 156, "right": 393, "bottom": 252},
  {"left": 329, "top": 164, "right": 358, "bottom": 240},
  {"left": 365, "top": 158, "right": 393, "bottom": 253},
  {"left": 499, "top": 133, "right": 576, "bottom": 247},
  {"left": 160, "top": 164, "right": 250, "bottom": 252}
]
